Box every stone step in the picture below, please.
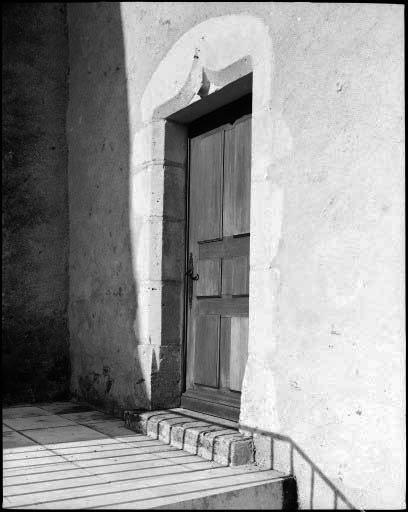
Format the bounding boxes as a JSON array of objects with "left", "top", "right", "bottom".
[
  {"left": 124, "top": 408, "right": 255, "bottom": 467},
  {"left": 96, "top": 471, "right": 297, "bottom": 510},
  {"left": 2, "top": 402, "right": 297, "bottom": 510}
]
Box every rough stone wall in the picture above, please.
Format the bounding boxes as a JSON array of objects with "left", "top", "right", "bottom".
[
  {"left": 67, "top": 2, "right": 404, "bottom": 508},
  {"left": 2, "top": 3, "right": 70, "bottom": 403},
  {"left": 66, "top": 3, "right": 150, "bottom": 415}
]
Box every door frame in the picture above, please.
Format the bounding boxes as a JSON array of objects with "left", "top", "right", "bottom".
[
  {"left": 181, "top": 123, "right": 191, "bottom": 395},
  {"left": 133, "top": 16, "right": 283, "bottom": 429},
  {"left": 180, "top": 103, "right": 252, "bottom": 421},
  {"left": 180, "top": 92, "right": 253, "bottom": 397}
]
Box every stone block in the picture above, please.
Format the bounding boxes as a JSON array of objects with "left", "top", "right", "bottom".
[
  {"left": 145, "top": 411, "right": 181, "bottom": 440},
  {"left": 130, "top": 164, "right": 186, "bottom": 221},
  {"left": 132, "top": 218, "right": 163, "bottom": 282},
  {"left": 213, "top": 433, "right": 244, "bottom": 466},
  {"left": 170, "top": 420, "right": 209, "bottom": 449},
  {"left": 164, "top": 120, "right": 188, "bottom": 166},
  {"left": 162, "top": 219, "right": 185, "bottom": 281},
  {"left": 131, "top": 120, "right": 187, "bottom": 168},
  {"left": 131, "top": 217, "right": 185, "bottom": 281},
  {"left": 157, "top": 419, "right": 171, "bottom": 444},
  {"left": 135, "top": 284, "right": 162, "bottom": 346},
  {"left": 131, "top": 123, "right": 156, "bottom": 168},
  {"left": 183, "top": 425, "right": 219, "bottom": 455},
  {"left": 253, "top": 432, "right": 274, "bottom": 469},
  {"left": 271, "top": 438, "right": 292, "bottom": 474},
  {"left": 123, "top": 410, "right": 147, "bottom": 434},
  {"left": 126, "top": 344, "right": 182, "bottom": 412},
  {"left": 158, "top": 417, "right": 187, "bottom": 444},
  {"left": 163, "top": 166, "right": 186, "bottom": 221},
  {"left": 197, "top": 428, "right": 237, "bottom": 461},
  {"left": 169, "top": 424, "right": 184, "bottom": 448},
  {"left": 161, "top": 281, "right": 183, "bottom": 344},
  {"left": 124, "top": 409, "right": 257, "bottom": 467},
  {"left": 150, "top": 345, "right": 182, "bottom": 408},
  {"left": 230, "top": 438, "right": 255, "bottom": 466},
  {"left": 134, "top": 276, "right": 184, "bottom": 348},
  {"left": 130, "top": 166, "right": 164, "bottom": 218}
]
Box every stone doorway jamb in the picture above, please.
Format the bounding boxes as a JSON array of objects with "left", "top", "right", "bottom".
[{"left": 129, "top": 15, "right": 291, "bottom": 431}]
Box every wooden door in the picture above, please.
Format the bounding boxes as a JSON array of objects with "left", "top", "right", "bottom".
[{"left": 181, "top": 114, "right": 251, "bottom": 421}]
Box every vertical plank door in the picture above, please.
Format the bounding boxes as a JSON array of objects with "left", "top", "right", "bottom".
[{"left": 182, "top": 114, "right": 251, "bottom": 421}]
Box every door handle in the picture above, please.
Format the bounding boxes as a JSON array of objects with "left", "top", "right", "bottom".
[
  {"left": 186, "top": 253, "right": 199, "bottom": 307},
  {"left": 186, "top": 269, "right": 199, "bottom": 281},
  {"left": 186, "top": 253, "right": 199, "bottom": 281}
]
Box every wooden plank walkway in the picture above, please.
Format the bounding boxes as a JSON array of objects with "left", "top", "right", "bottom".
[{"left": 2, "top": 402, "right": 289, "bottom": 509}]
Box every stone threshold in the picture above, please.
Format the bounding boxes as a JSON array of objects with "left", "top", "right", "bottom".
[{"left": 124, "top": 407, "right": 254, "bottom": 467}]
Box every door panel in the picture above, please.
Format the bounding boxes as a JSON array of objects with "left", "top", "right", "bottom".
[
  {"left": 229, "top": 317, "right": 249, "bottom": 391},
  {"left": 183, "top": 114, "right": 251, "bottom": 421},
  {"left": 196, "top": 259, "right": 221, "bottom": 297},
  {"left": 194, "top": 315, "right": 220, "bottom": 388},
  {"left": 221, "top": 255, "right": 249, "bottom": 296},
  {"left": 219, "top": 317, "right": 232, "bottom": 389},
  {"left": 197, "top": 297, "right": 248, "bottom": 316},
  {"left": 199, "top": 235, "right": 249, "bottom": 259},
  {"left": 221, "top": 259, "right": 233, "bottom": 295},
  {"left": 190, "top": 131, "right": 223, "bottom": 242},
  {"left": 223, "top": 116, "right": 251, "bottom": 236},
  {"left": 232, "top": 256, "right": 249, "bottom": 296}
]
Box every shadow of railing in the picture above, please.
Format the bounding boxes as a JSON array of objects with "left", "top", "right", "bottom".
[{"left": 240, "top": 424, "right": 359, "bottom": 510}]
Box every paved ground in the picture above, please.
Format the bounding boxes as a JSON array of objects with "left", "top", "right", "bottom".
[{"left": 2, "top": 402, "right": 285, "bottom": 509}]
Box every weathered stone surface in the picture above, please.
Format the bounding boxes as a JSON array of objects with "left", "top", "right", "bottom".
[
  {"left": 252, "top": 432, "right": 274, "bottom": 470},
  {"left": 170, "top": 420, "right": 208, "bottom": 449},
  {"left": 131, "top": 120, "right": 187, "bottom": 168},
  {"left": 197, "top": 429, "right": 237, "bottom": 461},
  {"left": 124, "top": 409, "right": 255, "bottom": 467},
  {"left": 123, "top": 410, "right": 147, "bottom": 434},
  {"left": 2, "top": 3, "right": 70, "bottom": 404},
  {"left": 155, "top": 478, "right": 294, "bottom": 510},
  {"left": 146, "top": 412, "right": 180, "bottom": 439},
  {"left": 230, "top": 438, "right": 255, "bottom": 467},
  {"left": 158, "top": 417, "right": 189, "bottom": 444},
  {"left": 130, "top": 164, "right": 185, "bottom": 221}
]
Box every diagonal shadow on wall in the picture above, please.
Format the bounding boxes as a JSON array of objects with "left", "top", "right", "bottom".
[
  {"left": 67, "top": 2, "right": 149, "bottom": 417},
  {"left": 240, "top": 424, "right": 358, "bottom": 510}
]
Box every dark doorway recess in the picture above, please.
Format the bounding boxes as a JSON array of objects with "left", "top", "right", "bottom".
[{"left": 188, "top": 93, "right": 252, "bottom": 138}]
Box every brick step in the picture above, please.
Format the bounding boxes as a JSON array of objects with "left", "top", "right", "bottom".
[{"left": 124, "top": 408, "right": 255, "bottom": 467}]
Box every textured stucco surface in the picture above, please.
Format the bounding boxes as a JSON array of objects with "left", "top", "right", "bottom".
[
  {"left": 67, "top": 2, "right": 405, "bottom": 509},
  {"left": 67, "top": 3, "right": 144, "bottom": 415},
  {"left": 252, "top": 5, "right": 405, "bottom": 510},
  {"left": 67, "top": 4, "right": 184, "bottom": 415},
  {"left": 2, "top": 3, "right": 70, "bottom": 403}
]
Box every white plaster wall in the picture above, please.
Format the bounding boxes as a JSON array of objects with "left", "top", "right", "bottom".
[
  {"left": 268, "top": 4, "right": 405, "bottom": 507},
  {"left": 68, "top": 2, "right": 404, "bottom": 509}
]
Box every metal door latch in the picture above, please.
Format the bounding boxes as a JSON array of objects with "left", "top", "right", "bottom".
[
  {"left": 185, "top": 268, "right": 199, "bottom": 281},
  {"left": 186, "top": 253, "right": 199, "bottom": 308},
  {"left": 185, "top": 253, "right": 199, "bottom": 281}
]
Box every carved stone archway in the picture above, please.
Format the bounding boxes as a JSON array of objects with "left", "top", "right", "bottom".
[{"left": 129, "top": 14, "right": 293, "bottom": 431}]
